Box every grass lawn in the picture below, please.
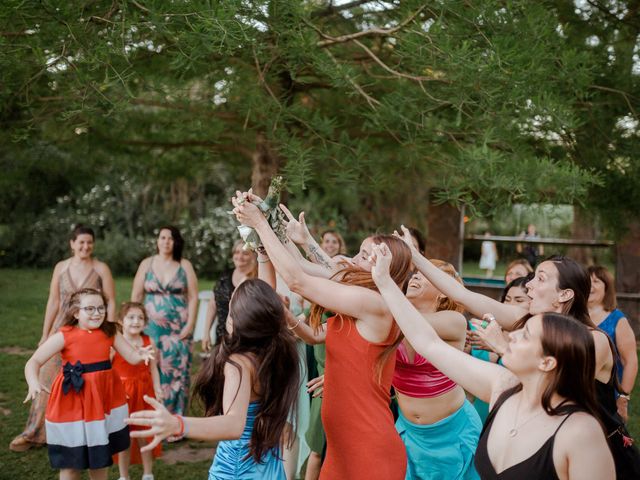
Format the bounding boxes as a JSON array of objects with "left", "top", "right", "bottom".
[
  {"left": 1, "top": 268, "right": 639, "bottom": 478},
  {"left": 0, "top": 269, "right": 215, "bottom": 479}
]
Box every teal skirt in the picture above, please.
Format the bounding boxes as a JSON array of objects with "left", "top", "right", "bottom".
[{"left": 396, "top": 400, "right": 481, "bottom": 480}]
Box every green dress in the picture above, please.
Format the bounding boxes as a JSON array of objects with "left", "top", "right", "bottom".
[
  {"left": 143, "top": 261, "right": 192, "bottom": 415},
  {"left": 306, "top": 342, "right": 326, "bottom": 453}
]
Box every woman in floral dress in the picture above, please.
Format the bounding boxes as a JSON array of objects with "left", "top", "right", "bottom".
[{"left": 132, "top": 226, "right": 198, "bottom": 435}]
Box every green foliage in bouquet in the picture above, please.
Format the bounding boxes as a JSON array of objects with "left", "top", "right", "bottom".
[{"left": 236, "top": 176, "right": 287, "bottom": 250}]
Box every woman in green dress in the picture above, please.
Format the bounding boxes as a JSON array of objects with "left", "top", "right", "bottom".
[{"left": 131, "top": 226, "right": 198, "bottom": 437}]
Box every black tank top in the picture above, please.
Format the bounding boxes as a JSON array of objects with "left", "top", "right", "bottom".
[{"left": 474, "top": 390, "right": 578, "bottom": 480}]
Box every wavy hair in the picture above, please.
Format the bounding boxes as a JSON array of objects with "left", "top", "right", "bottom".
[
  {"left": 192, "top": 279, "right": 300, "bottom": 462},
  {"left": 309, "top": 235, "right": 413, "bottom": 383},
  {"left": 62, "top": 288, "right": 116, "bottom": 337}
]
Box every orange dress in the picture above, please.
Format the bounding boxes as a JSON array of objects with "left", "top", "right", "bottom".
[
  {"left": 320, "top": 315, "right": 407, "bottom": 480},
  {"left": 112, "top": 334, "right": 162, "bottom": 464},
  {"left": 45, "top": 326, "right": 130, "bottom": 470}
]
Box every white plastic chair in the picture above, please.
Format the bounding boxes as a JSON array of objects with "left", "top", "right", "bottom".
[{"left": 193, "top": 290, "right": 215, "bottom": 342}]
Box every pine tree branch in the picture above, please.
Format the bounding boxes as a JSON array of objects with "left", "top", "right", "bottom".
[
  {"left": 311, "top": 0, "right": 376, "bottom": 18},
  {"left": 351, "top": 39, "right": 449, "bottom": 84},
  {"left": 325, "top": 50, "right": 380, "bottom": 110},
  {"left": 315, "top": 5, "right": 428, "bottom": 47}
]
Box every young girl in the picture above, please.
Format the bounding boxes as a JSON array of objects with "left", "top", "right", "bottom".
[
  {"left": 113, "top": 302, "right": 162, "bottom": 480},
  {"left": 24, "top": 288, "right": 154, "bottom": 480},
  {"left": 126, "top": 279, "right": 301, "bottom": 479}
]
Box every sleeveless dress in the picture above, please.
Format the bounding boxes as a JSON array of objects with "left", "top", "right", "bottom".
[
  {"left": 320, "top": 315, "right": 406, "bottom": 480},
  {"left": 474, "top": 390, "right": 579, "bottom": 480},
  {"left": 17, "top": 264, "right": 103, "bottom": 445},
  {"left": 479, "top": 241, "right": 497, "bottom": 271},
  {"left": 45, "top": 326, "right": 129, "bottom": 469},
  {"left": 597, "top": 309, "right": 627, "bottom": 381},
  {"left": 143, "top": 259, "right": 192, "bottom": 415},
  {"left": 209, "top": 401, "right": 286, "bottom": 479},
  {"left": 112, "top": 334, "right": 162, "bottom": 465}
]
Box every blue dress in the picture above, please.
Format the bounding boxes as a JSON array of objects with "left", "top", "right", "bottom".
[
  {"left": 209, "top": 401, "right": 286, "bottom": 480},
  {"left": 598, "top": 309, "right": 627, "bottom": 382}
]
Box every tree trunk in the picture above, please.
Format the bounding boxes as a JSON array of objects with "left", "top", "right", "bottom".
[
  {"left": 615, "top": 221, "right": 640, "bottom": 337},
  {"left": 568, "top": 205, "right": 596, "bottom": 265},
  {"left": 250, "top": 133, "right": 280, "bottom": 198},
  {"left": 427, "top": 196, "right": 464, "bottom": 273}
]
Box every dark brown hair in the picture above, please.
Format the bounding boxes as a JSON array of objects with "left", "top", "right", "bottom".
[
  {"left": 70, "top": 224, "right": 95, "bottom": 241},
  {"left": 62, "top": 288, "right": 116, "bottom": 337},
  {"left": 587, "top": 265, "right": 617, "bottom": 312},
  {"left": 116, "top": 302, "right": 148, "bottom": 333},
  {"left": 546, "top": 255, "right": 594, "bottom": 328},
  {"left": 503, "top": 313, "right": 601, "bottom": 421},
  {"left": 157, "top": 225, "right": 184, "bottom": 261},
  {"left": 192, "top": 279, "right": 300, "bottom": 462},
  {"left": 310, "top": 235, "right": 414, "bottom": 383}
]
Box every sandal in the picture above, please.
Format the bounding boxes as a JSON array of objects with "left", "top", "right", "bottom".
[{"left": 9, "top": 435, "right": 42, "bottom": 452}]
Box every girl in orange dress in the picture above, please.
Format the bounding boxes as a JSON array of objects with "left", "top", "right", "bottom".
[
  {"left": 113, "top": 303, "right": 162, "bottom": 480},
  {"left": 24, "top": 288, "right": 154, "bottom": 480}
]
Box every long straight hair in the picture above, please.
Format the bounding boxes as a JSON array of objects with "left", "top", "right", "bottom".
[
  {"left": 309, "top": 235, "right": 413, "bottom": 382},
  {"left": 192, "top": 279, "right": 300, "bottom": 462},
  {"left": 503, "top": 313, "right": 602, "bottom": 422}
]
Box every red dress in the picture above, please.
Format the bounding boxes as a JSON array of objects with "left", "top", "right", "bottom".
[
  {"left": 112, "top": 334, "right": 162, "bottom": 464},
  {"left": 320, "top": 315, "right": 407, "bottom": 480},
  {"left": 45, "top": 326, "right": 130, "bottom": 469}
]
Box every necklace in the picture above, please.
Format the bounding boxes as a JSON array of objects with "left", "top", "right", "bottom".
[{"left": 509, "top": 395, "right": 545, "bottom": 437}]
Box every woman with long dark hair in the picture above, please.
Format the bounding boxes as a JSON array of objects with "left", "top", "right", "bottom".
[
  {"left": 370, "top": 243, "right": 614, "bottom": 479},
  {"left": 131, "top": 226, "right": 198, "bottom": 429},
  {"left": 126, "top": 279, "right": 300, "bottom": 479},
  {"left": 232, "top": 192, "right": 413, "bottom": 480},
  {"left": 10, "top": 224, "right": 116, "bottom": 452}
]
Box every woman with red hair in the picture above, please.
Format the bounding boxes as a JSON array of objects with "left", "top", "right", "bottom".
[{"left": 232, "top": 192, "right": 412, "bottom": 480}]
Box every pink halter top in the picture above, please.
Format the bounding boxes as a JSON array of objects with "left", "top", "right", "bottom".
[{"left": 392, "top": 342, "right": 457, "bottom": 398}]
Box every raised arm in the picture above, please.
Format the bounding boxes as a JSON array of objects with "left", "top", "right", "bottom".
[
  {"left": 280, "top": 204, "right": 343, "bottom": 277},
  {"left": 285, "top": 310, "right": 326, "bottom": 345},
  {"left": 371, "top": 243, "right": 516, "bottom": 403},
  {"left": 257, "top": 248, "right": 277, "bottom": 288},
  {"left": 396, "top": 226, "right": 526, "bottom": 330},
  {"left": 232, "top": 193, "right": 388, "bottom": 326}
]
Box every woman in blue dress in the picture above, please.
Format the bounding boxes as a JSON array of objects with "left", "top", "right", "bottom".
[
  {"left": 126, "top": 279, "right": 301, "bottom": 480},
  {"left": 588, "top": 265, "right": 637, "bottom": 422}
]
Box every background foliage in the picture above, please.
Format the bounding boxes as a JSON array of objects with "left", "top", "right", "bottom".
[{"left": 1, "top": 1, "right": 639, "bottom": 275}]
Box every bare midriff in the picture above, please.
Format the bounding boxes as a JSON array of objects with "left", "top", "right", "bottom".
[{"left": 397, "top": 385, "right": 466, "bottom": 425}]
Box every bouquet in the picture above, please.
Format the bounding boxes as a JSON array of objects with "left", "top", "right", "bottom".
[{"left": 235, "top": 176, "right": 288, "bottom": 250}]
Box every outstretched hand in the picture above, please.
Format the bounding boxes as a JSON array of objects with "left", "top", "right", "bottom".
[
  {"left": 370, "top": 243, "right": 393, "bottom": 287},
  {"left": 231, "top": 190, "right": 265, "bottom": 228},
  {"left": 125, "top": 395, "right": 181, "bottom": 452},
  {"left": 279, "top": 204, "right": 310, "bottom": 245},
  {"left": 393, "top": 225, "right": 419, "bottom": 255},
  {"left": 139, "top": 345, "right": 155, "bottom": 366}
]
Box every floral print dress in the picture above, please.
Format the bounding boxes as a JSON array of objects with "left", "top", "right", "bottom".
[{"left": 143, "top": 260, "right": 192, "bottom": 415}]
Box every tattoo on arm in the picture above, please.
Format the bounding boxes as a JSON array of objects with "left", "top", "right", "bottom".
[{"left": 309, "top": 245, "right": 332, "bottom": 270}]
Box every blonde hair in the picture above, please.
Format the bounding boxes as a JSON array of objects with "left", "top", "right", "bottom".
[{"left": 430, "top": 259, "right": 465, "bottom": 313}]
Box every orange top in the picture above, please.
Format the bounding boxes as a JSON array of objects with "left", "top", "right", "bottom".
[
  {"left": 320, "top": 315, "right": 406, "bottom": 480},
  {"left": 112, "top": 335, "right": 152, "bottom": 379}
]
